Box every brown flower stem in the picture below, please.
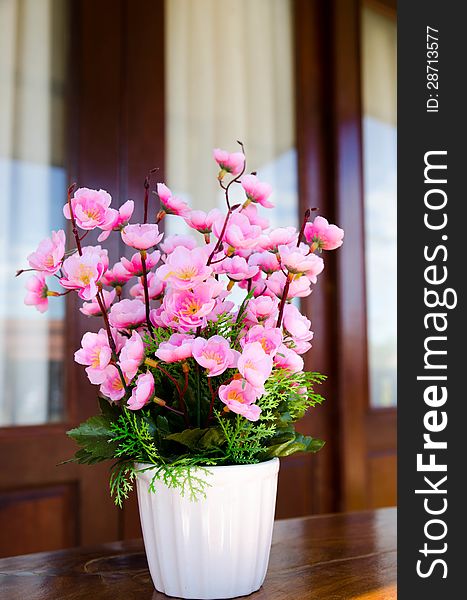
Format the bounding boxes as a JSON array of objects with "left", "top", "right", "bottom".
[
  {"left": 16, "top": 268, "right": 36, "bottom": 277},
  {"left": 140, "top": 251, "right": 155, "bottom": 340},
  {"left": 276, "top": 272, "right": 293, "bottom": 328},
  {"left": 297, "top": 208, "right": 311, "bottom": 248},
  {"left": 164, "top": 405, "right": 184, "bottom": 416},
  {"left": 144, "top": 358, "right": 189, "bottom": 425},
  {"left": 220, "top": 141, "right": 247, "bottom": 210},
  {"left": 153, "top": 398, "right": 184, "bottom": 416},
  {"left": 66, "top": 183, "right": 82, "bottom": 256},
  {"left": 205, "top": 377, "right": 217, "bottom": 427},
  {"left": 96, "top": 289, "right": 128, "bottom": 393},
  {"left": 179, "top": 363, "right": 190, "bottom": 426},
  {"left": 207, "top": 208, "right": 233, "bottom": 265},
  {"left": 143, "top": 176, "right": 150, "bottom": 224},
  {"left": 208, "top": 141, "right": 247, "bottom": 265}
]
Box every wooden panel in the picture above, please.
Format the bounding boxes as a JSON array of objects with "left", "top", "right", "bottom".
[
  {"left": 125, "top": 0, "right": 165, "bottom": 218},
  {"left": 331, "top": 0, "right": 369, "bottom": 510},
  {"left": 0, "top": 483, "right": 78, "bottom": 558},
  {"left": 276, "top": 454, "right": 313, "bottom": 518},
  {"left": 294, "top": 0, "right": 340, "bottom": 516},
  {"left": 367, "top": 409, "right": 397, "bottom": 454},
  {"left": 368, "top": 454, "right": 397, "bottom": 508}
]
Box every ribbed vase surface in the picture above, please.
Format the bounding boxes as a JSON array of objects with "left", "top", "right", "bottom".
[{"left": 136, "top": 458, "right": 280, "bottom": 599}]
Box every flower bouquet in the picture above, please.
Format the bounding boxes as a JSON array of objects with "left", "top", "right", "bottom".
[{"left": 19, "top": 143, "right": 343, "bottom": 599}]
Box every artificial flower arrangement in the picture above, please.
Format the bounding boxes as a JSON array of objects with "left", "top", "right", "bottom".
[{"left": 19, "top": 143, "right": 344, "bottom": 506}]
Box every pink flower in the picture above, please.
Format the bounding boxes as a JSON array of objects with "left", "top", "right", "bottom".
[
  {"left": 213, "top": 212, "right": 262, "bottom": 251},
  {"left": 278, "top": 245, "right": 324, "bottom": 281},
  {"left": 266, "top": 271, "right": 312, "bottom": 299},
  {"left": 245, "top": 296, "right": 279, "bottom": 325},
  {"left": 192, "top": 335, "right": 239, "bottom": 376},
  {"left": 109, "top": 298, "right": 146, "bottom": 329},
  {"left": 160, "top": 234, "right": 197, "bottom": 255},
  {"left": 237, "top": 272, "right": 268, "bottom": 297},
  {"left": 100, "top": 365, "right": 127, "bottom": 401},
  {"left": 118, "top": 330, "right": 144, "bottom": 381},
  {"left": 241, "top": 174, "right": 274, "bottom": 208},
  {"left": 217, "top": 256, "right": 259, "bottom": 281},
  {"left": 80, "top": 288, "right": 116, "bottom": 316},
  {"left": 213, "top": 148, "right": 245, "bottom": 177},
  {"left": 130, "top": 272, "right": 165, "bottom": 301},
  {"left": 282, "top": 304, "right": 314, "bottom": 354},
  {"left": 24, "top": 273, "right": 49, "bottom": 313},
  {"left": 207, "top": 298, "right": 235, "bottom": 322},
  {"left": 274, "top": 344, "right": 304, "bottom": 373},
  {"left": 27, "top": 230, "right": 66, "bottom": 275},
  {"left": 241, "top": 325, "right": 283, "bottom": 356},
  {"left": 155, "top": 333, "right": 194, "bottom": 363},
  {"left": 241, "top": 204, "right": 270, "bottom": 230},
  {"left": 101, "top": 262, "right": 133, "bottom": 287},
  {"left": 157, "top": 183, "right": 190, "bottom": 216},
  {"left": 121, "top": 223, "right": 163, "bottom": 250},
  {"left": 238, "top": 342, "right": 273, "bottom": 392},
  {"left": 98, "top": 200, "right": 134, "bottom": 242},
  {"left": 218, "top": 379, "right": 261, "bottom": 421},
  {"left": 248, "top": 252, "right": 280, "bottom": 275},
  {"left": 260, "top": 227, "right": 297, "bottom": 252},
  {"left": 184, "top": 208, "right": 222, "bottom": 233},
  {"left": 74, "top": 329, "right": 112, "bottom": 384},
  {"left": 128, "top": 372, "right": 155, "bottom": 410},
  {"left": 121, "top": 250, "right": 160, "bottom": 277},
  {"left": 156, "top": 246, "right": 213, "bottom": 289},
  {"left": 60, "top": 246, "right": 108, "bottom": 300},
  {"left": 63, "top": 188, "right": 114, "bottom": 231},
  {"left": 304, "top": 216, "right": 344, "bottom": 250},
  {"left": 162, "top": 279, "right": 220, "bottom": 331}
]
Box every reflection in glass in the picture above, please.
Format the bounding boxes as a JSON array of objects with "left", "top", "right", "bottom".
[
  {"left": 0, "top": 0, "right": 68, "bottom": 425},
  {"left": 361, "top": 4, "right": 397, "bottom": 408},
  {"left": 164, "top": 0, "right": 298, "bottom": 240}
]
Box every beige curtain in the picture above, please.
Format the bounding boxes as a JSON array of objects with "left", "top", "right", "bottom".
[
  {"left": 0, "top": 0, "right": 67, "bottom": 425},
  {"left": 165, "top": 0, "right": 297, "bottom": 232},
  {"left": 361, "top": 5, "right": 397, "bottom": 125}
]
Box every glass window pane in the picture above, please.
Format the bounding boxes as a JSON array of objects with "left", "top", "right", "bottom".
[
  {"left": 164, "top": 0, "right": 298, "bottom": 239},
  {"left": 361, "top": 3, "right": 397, "bottom": 408},
  {"left": 0, "top": 0, "right": 68, "bottom": 425}
]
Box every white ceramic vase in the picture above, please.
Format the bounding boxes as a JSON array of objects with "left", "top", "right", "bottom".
[{"left": 136, "top": 458, "right": 280, "bottom": 599}]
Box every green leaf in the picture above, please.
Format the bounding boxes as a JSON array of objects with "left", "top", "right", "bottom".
[
  {"left": 198, "top": 427, "right": 225, "bottom": 450},
  {"left": 67, "top": 415, "right": 119, "bottom": 460},
  {"left": 155, "top": 415, "right": 170, "bottom": 436},
  {"left": 98, "top": 396, "right": 120, "bottom": 419},
  {"left": 165, "top": 428, "right": 207, "bottom": 450},
  {"left": 259, "top": 433, "right": 325, "bottom": 459},
  {"left": 165, "top": 427, "right": 225, "bottom": 452}
]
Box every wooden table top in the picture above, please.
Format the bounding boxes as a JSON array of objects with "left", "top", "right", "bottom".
[{"left": 0, "top": 507, "right": 396, "bottom": 600}]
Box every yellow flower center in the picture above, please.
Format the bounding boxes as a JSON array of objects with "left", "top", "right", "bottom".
[
  {"left": 112, "top": 378, "right": 123, "bottom": 391},
  {"left": 178, "top": 266, "right": 198, "bottom": 280},
  {"left": 181, "top": 299, "right": 200, "bottom": 316},
  {"left": 91, "top": 348, "right": 101, "bottom": 369},
  {"left": 85, "top": 208, "right": 100, "bottom": 221},
  {"left": 228, "top": 391, "right": 245, "bottom": 404},
  {"left": 204, "top": 350, "right": 223, "bottom": 364},
  {"left": 77, "top": 264, "right": 95, "bottom": 286}
]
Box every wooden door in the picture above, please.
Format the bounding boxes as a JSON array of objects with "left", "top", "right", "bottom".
[
  {"left": 0, "top": 0, "right": 164, "bottom": 557},
  {"left": 331, "top": 0, "right": 397, "bottom": 510},
  {"left": 293, "top": 0, "right": 397, "bottom": 513}
]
